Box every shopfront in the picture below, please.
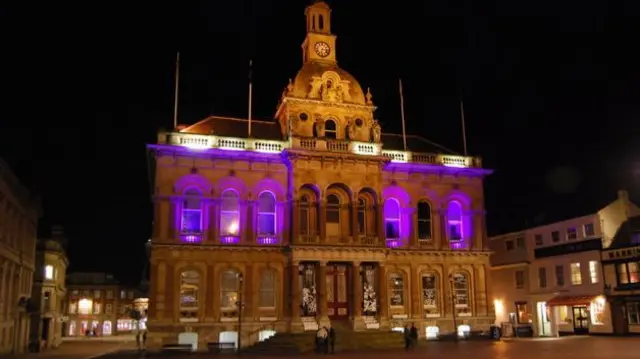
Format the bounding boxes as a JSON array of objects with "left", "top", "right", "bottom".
[
  {"left": 544, "top": 295, "right": 610, "bottom": 335},
  {"left": 602, "top": 245, "right": 640, "bottom": 335}
]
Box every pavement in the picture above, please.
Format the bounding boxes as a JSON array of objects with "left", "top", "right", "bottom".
[
  {"left": 6, "top": 337, "right": 136, "bottom": 359},
  {"left": 91, "top": 336, "right": 639, "bottom": 359}
]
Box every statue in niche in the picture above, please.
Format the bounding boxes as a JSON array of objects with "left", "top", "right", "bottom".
[
  {"left": 308, "top": 77, "right": 323, "bottom": 99},
  {"left": 322, "top": 79, "right": 342, "bottom": 103},
  {"left": 340, "top": 81, "right": 352, "bottom": 102},
  {"left": 314, "top": 118, "right": 325, "bottom": 138},
  {"left": 347, "top": 121, "right": 357, "bottom": 140},
  {"left": 371, "top": 121, "right": 381, "bottom": 143}
]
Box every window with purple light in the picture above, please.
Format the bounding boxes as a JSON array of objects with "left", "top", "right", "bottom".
[
  {"left": 220, "top": 190, "right": 240, "bottom": 236},
  {"left": 384, "top": 198, "right": 401, "bottom": 239},
  {"left": 181, "top": 188, "right": 203, "bottom": 234},
  {"left": 446, "top": 201, "right": 463, "bottom": 241},
  {"left": 257, "top": 191, "right": 276, "bottom": 235}
]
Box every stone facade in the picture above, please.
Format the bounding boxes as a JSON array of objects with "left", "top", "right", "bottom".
[
  {"left": 0, "top": 157, "right": 40, "bottom": 355},
  {"left": 29, "top": 227, "right": 69, "bottom": 351},
  {"left": 147, "top": 1, "right": 495, "bottom": 347}
]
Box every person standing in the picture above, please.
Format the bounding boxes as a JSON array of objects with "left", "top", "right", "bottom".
[
  {"left": 409, "top": 323, "right": 418, "bottom": 349},
  {"left": 403, "top": 325, "right": 411, "bottom": 351},
  {"left": 328, "top": 326, "right": 336, "bottom": 354}
]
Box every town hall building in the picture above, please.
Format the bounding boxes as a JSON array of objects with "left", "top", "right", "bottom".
[{"left": 146, "top": 1, "right": 495, "bottom": 348}]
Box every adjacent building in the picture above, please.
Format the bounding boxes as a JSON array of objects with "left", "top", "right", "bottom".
[
  {"left": 601, "top": 215, "right": 640, "bottom": 335},
  {"left": 0, "top": 157, "right": 40, "bottom": 355},
  {"left": 147, "top": 1, "right": 495, "bottom": 348},
  {"left": 490, "top": 190, "right": 640, "bottom": 337},
  {"left": 64, "top": 273, "right": 141, "bottom": 336},
  {"left": 29, "top": 226, "right": 69, "bottom": 350}
]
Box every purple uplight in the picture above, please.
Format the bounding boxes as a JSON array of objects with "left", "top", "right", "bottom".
[
  {"left": 220, "top": 236, "right": 240, "bottom": 244},
  {"left": 257, "top": 236, "right": 279, "bottom": 245},
  {"left": 386, "top": 239, "right": 403, "bottom": 248},
  {"left": 181, "top": 234, "right": 202, "bottom": 243},
  {"left": 449, "top": 240, "right": 466, "bottom": 250}
]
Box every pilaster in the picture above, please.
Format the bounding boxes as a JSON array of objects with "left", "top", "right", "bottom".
[
  {"left": 208, "top": 201, "right": 218, "bottom": 244},
  {"left": 319, "top": 200, "right": 327, "bottom": 243},
  {"left": 205, "top": 265, "right": 216, "bottom": 320},
  {"left": 168, "top": 200, "right": 177, "bottom": 242},
  {"left": 317, "top": 262, "right": 330, "bottom": 327},
  {"left": 245, "top": 201, "right": 255, "bottom": 245},
  {"left": 410, "top": 264, "right": 421, "bottom": 319},
  {"left": 243, "top": 264, "right": 254, "bottom": 320},
  {"left": 291, "top": 200, "right": 300, "bottom": 245},
  {"left": 376, "top": 203, "right": 385, "bottom": 244},
  {"left": 377, "top": 263, "right": 389, "bottom": 328}
]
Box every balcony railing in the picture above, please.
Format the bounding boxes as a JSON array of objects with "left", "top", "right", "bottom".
[{"left": 157, "top": 132, "right": 481, "bottom": 168}]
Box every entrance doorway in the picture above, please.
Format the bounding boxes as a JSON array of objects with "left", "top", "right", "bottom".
[
  {"left": 42, "top": 318, "right": 51, "bottom": 342},
  {"left": 326, "top": 264, "right": 349, "bottom": 320},
  {"left": 536, "top": 302, "right": 551, "bottom": 336},
  {"left": 572, "top": 306, "right": 589, "bottom": 334}
]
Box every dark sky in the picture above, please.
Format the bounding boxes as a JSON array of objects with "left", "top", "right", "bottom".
[{"left": 1, "top": 1, "right": 639, "bottom": 283}]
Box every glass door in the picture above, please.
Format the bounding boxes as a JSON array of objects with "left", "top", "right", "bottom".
[{"left": 572, "top": 306, "right": 589, "bottom": 334}]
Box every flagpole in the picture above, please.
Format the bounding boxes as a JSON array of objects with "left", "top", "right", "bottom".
[
  {"left": 460, "top": 99, "right": 468, "bottom": 156},
  {"left": 248, "top": 60, "right": 253, "bottom": 138},
  {"left": 399, "top": 78, "right": 407, "bottom": 152},
  {"left": 172, "top": 51, "right": 180, "bottom": 130}
]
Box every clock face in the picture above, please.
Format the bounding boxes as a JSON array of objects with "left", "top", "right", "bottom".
[{"left": 314, "top": 42, "right": 331, "bottom": 58}]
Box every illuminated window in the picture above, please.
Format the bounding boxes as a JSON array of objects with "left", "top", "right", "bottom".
[
  {"left": 388, "top": 273, "right": 404, "bottom": 306},
  {"left": 590, "top": 297, "right": 605, "bottom": 325},
  {"left": 181, "top": 188, "right": 203, "bottom": 233},
  {"left": 421, "top": 272, "right": 439, "bottom": 316},
  {"left": 44, "top": 265, "right": 54, "bottom": 280},
  {"left": 257, "top": 192, "right": 276, "bottom": 236},
  {"left": 220, "top": 190, "right": 240, "bottom": 236},
  {"left": 221, "top": 270, "right": 240, "bottom": 312},
  {"left": 179, "top": 271, "right": 200, "bottom": 321},
  {"left": 515, "top": 302, "right": 531, "bottom": 324},
  {"left": 616, "top": 262, "right": 640, "bottom": 285},
  {"left": 628, "top": 302, "right": 640, "bottom": 324},
  {"left": 93, "top": 302, "right": 101, "bottom": 314},
  {"left": 452, "top": 272, "right": 471, "bottom": 316},
  {"left": 68, "top": 302, "right": 77, "bottom": 314},
  {"left": 68, "top": 321, "right": 77, "bottom": 336},
  {"left": 446, "top": 201, "right": 463, "bottom": 241},
  {"left": 77, "top": 299, "right": 92, "bottom": 315},
  {"left": 102, "top": 321, "right": 112, "bottom": 336},
  {"left": 357, "top": 198, "right": 367, "bottom": 235},
  {"left": 589, "top": 261, "right": 599, "bottom": 284},
  {"left": 558, "top": 305, "right": 571, "bottom": 323},
  {"left": 384, "top": 198, "right": 400, "bottom": 239},
  {"left": 570, "top": 263, "right": 582, "bottom": 285},
  {"left": 417, "top": 201, "right": 432, "bottom": 240},
  {"left": 299, "top": 195, "right": 311, "bottom": 235},
  {"left": 258, "top": 269, "right": 276, "bottom": 308}
]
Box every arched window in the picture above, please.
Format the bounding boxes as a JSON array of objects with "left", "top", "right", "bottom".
[
  {"left": 257, "top": 192, "right": 276, "bottom": 236},
  {"left": 388, "top": 272, "right": 404, "bottom": 306},
  {"left": 325, "top": 119, "right": 337, "bottom": 139},
  {"left": 179, "top": 271, "right": 200, "bottom": 321},
  {"left": 181, "top": 188, "right": 203, "bottom": 234},
  {"left": 421, "top": 272, "right": 439, "bottom": 316},
  {"left": 299, "top": 195, "right": 311, "bottom": 235},
  {"left": 326, "top": 194, "right": 341, "bottom": 237},
  {"left": 259, "top": 269, "right": 276, "bottom": 308},
  {"left": 220, "top": 190, "right": 240, "bottom": 236},
  {"left": 221, "top": 270, "right": 240, "bottom": 312},
  {"left": 451, "top": 272, "right": 470, "bottom": 316},
  {"left": 384, "top": 198, "right": 400, "bottom": 239},
  {"left": 357, "top": 198, "right": 366, "bottom": 235},
  {"left": 447, "top": 201, "right": 463, "bottom": 241},
  {"left": 417, "top": 201, "right": 432, "bottom": 241}
]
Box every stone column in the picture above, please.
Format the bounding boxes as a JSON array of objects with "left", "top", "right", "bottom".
[
  {"left": 439, "top": 208, "right": 447, "bottom": 250},
  {"left": 291, "top": 262, "right": 301, "bottom": 320},
  {"left": 243, "top": 264, "right": 254, "bottom": 320},
  {"left": 245, "top": 201, "right": 255, "bottom": 245},
  {"left": 410, "top": 265, "right": 421, "bottom": 319},
  {"left": 376, "top": 203, "right": 385, "bottom": 245},
  {"left": 432, "top": 208, "right": 442, "bottom": 250},
  {"left": 350, "top": 201, "right": 359, "bottom": 244},
  {"left": 317, "top": 262, "right": 330, "bottom": 326},
  {"left": 408, "top": 206, "right": 417, "bottom": 247},
  {"left": 208, "top": 201, "right": 218, "bottom": 244},
  {"left": 318, "top": 200, "right": 327, "bottom": 243},
  {"left": 352, "top": 262, "right": 362, "bottom": 317},
  {"left": 377, "top": 263, "right": 389, "bottom": 328},
  {"left": 291, "top": 199, "right": 300, "bottom": 245}
]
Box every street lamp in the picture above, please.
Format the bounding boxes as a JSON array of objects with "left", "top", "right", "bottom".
[
  {"left": 449, "top": 274, "right": 458, "bottom": 342},
  {"left": 236, "top": 273, "right": 244, "bottom": 355}
]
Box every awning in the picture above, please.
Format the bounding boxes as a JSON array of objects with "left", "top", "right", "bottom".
[{"left": 546, "top": 295, "right": 598, "bottom": 307}]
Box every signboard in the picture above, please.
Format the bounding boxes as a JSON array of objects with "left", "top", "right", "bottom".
[{"left": 604, "top": 246, "right": 640, "bottom": 261}]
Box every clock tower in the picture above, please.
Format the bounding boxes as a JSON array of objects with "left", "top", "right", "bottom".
[{"left": 302, "top": 1, "right": 337, "bottom": 65}]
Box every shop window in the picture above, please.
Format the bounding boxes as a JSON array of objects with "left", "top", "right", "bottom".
[
  {"left": 590, "top": 297, "right": 605, "bottom": 325},
  {"left": 388, "top": 273, "right": 404, "bottom": 306},
  {"left": 515, "top": 302, "right": 531, "bottom": 324},
  {"left": 627, "top": 302, "right": 640, "bottom": 325}
]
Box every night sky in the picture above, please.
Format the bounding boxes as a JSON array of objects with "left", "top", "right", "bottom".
[{"left": 1, "top": 1, "right": 639, "bottom": 283}]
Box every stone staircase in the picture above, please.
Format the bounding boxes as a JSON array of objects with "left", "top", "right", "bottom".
[{"left": 243, "top": 322, "right": 405, "bottom": 355}]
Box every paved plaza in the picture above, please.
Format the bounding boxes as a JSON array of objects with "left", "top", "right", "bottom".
[{"left": 6, "top": 337, "right": 136, "bottom": 359}]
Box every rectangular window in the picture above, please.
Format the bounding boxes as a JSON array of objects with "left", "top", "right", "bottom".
[
  {"left": 386, "top": 220, "right": 400, "bottom": 239},
  {"left": 44, "top": 265, "right": 54, "bottom": 280},
  {"left": 515, "top": 236, "right": 525, "bottom": 249},
  {"left": 505, "top": 240, "right": 514, "bottom": 251},
  {"left": 616, "top": 262, "right": 640, "bottom": 285},
  {"left": 93, "top": 303, "right": 101, "bottom": 314},
  {"left": 388, "top": 273, "right": 404, "bottom": 306},
  {"left": 589, "top": 261, "right": 599, "bottom": 284},
  {"left": 584, "top": 223, "right": 595, "bottom": 237},
  {"left": 448, "top": 223, "right": 462, "bottom": 241},
  {"left": 259, "top": 271, "right": 276, "bottom": 308},
  {"left": 106, "top": 291, "right": 113, "bottom": 299},
  {"left": 120, "top": 290, "right": 126, "bottom": 299},
  {"left": 555, "top": 265, "right": 564, "bottom": 286},
  {"left": 421, "top": 273, "right": 438, "bottom": 312},
  {"left": 94, "top": 290, "right": 101, "bottom": 299},
  {"left": 515, "top": 302, "right": 531, "bottom": 324},
  {"left": 181, "top": 210, "right": 202, "bottom": 233},
  {"left": 357, "top": 207, "right": 366, "bottom": 235},
  {"left": 515, "top": 270, "right": 525, "bottom": 289},
  {"left": 628, "top": 302, "right": 640, "bottom": 325},
  {"left": 534, "top": 234, "right": 543, "bottom": 246},
  {"left": 105, "top": 304, "right": 113, "bottom": 315},
  {"left": 570, "top": 263, "right": 582, "bottom": 285},
  {"left": 68, "top": 302, "right": 77, "bottom": 314},
  {"left": 257, "top": 212, "right": 276, "bottom": 236},
  {"left": 538, "top": 267, "right": 547, "bottom": 288},
  {"left": 590, "top": 298, "right": 605, "bottom": 325},
  {"left": 567, "top": 228, "right": 577, "bottom": 240},
  {"left": 551, "top": 231, "right": 560, "bottom": 243}
]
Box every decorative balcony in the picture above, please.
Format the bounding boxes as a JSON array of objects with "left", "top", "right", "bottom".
[{"left": 155, "top": 131, "right": 482, "bottom": 169}]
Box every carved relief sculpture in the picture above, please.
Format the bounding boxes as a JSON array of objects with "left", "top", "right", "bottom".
[
  {"left": 301, "top": 264, "right": 317, "bottom": 316},
  {"left": 371, "top": 121, "right": 382, "bottom": 143},
  {"left": 363, "top": 266, "right": 377, "bottom": 314},
  {"left": 314, "top": 118, "right": 325, "bottom": 138},
  {"left": 340, "top": 80, "right": 352, "bottom": 102},
  {"left": 347, "top": 121, "right": 357, "bottom": 140},
  {"left": 321, "top": 79, "right": 342, "bottom": 103},
  {"left": 308, "top": 77, "right": 323, "bottom": 99}
]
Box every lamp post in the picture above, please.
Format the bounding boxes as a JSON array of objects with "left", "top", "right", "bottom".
[
  {"left": 449, "top": 274, "right": 458, "bottom": 342},
  {"left": 236, "top": 273, "right": 244, "bottom": 355}
]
